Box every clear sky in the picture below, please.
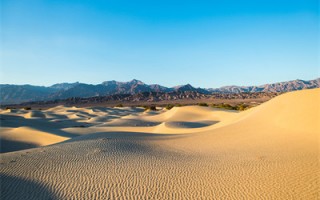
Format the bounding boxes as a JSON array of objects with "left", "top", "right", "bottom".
[{"left": 0, "top": 0, "right": 319, "bottom": 88}]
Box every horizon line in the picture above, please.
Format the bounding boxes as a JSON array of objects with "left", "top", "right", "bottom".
[{"left": 0, "top": 77, "right": 319, "bottom": 89}]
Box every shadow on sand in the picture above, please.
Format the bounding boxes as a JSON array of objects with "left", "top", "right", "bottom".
[
  {"left": 0, "top": 174, "right": 58, "bottom": 200},
  {"left": 0, "top": 139, "right": 38, "bottom": 153}
]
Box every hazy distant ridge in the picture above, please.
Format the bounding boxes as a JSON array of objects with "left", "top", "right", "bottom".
[
  {"left": 0, "top": 78, "right": 319, "bottom": 104},
  {"left": 208, "top": 78, "right": 320, "bottom": 93}
]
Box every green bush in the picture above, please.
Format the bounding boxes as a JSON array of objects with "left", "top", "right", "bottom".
[
  {"left": 115, "top": 104, "right": 123, "bottom": 107},
  {"left": 149, "top": 105, "right": 157, "bottom": 111},
  {"left": 222, "top": 104, "right": 235, "bottom": 110},
  {"left": 211, "top": 103, "right": 236, "bottom": 110},
  {"left": 23, "top": 107, "right": 31, "bottom": 110},
  {"left": 143, "top": 105, "right": 157, "bottom": 111},
  {"left": 165, "top": 104, "right": 175, "bottom": 110},
  {"left": 211, "top": 103, "right": 252, "bottom": 111},
  {"left": 235, "top": 104, "right": 251, "bottom": 111},
  {"left": 198, "top": 103, "right": 208, "bottom": 107}
]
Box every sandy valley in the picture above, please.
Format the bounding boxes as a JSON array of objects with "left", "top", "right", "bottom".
[{"left": 0, "top": 88, "right": 319, "bottom": 199}]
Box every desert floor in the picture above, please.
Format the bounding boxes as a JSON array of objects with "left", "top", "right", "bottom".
[{"left": 0, "top": 89, "right": 319, "bottom": 199}]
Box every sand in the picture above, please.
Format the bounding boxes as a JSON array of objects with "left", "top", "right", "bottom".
[{"left": 0, "top": 88, "right": 319, "bottom": 199}]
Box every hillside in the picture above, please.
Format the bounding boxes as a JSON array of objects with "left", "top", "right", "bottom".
[{"left": 1, "top": 78, "right": 318, "bottom": 105}]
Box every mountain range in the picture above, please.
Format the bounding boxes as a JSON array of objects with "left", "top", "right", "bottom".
[{"left": 0, "top": 78, "right": 319, "bottom": 105}]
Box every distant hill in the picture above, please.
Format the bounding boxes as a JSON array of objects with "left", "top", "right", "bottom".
[
  {"left": 0, "top": 78, "right": 319, "bottom": 105},
  {"left": 208, "top": 78, "right": 320, "bottom": 93},
  {"left": 0, "top": 85, "right": 57, "bottom": 105}
]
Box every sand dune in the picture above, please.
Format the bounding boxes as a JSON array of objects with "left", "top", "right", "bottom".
[
  {"left": 0, "top": 89, "right": 319, "bottom": 199},
  {"left": 1, "top": 127, "right": 68, "bottom": 152}
]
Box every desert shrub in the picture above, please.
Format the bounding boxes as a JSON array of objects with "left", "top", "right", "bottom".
[
  {"left": 235, "top": 104, "right": 251, "bottom": 111},
  {"left": 211, "top": 103, "right": 236, "bottom": 110},
  {"left": 5, "top": 107, "right": 16, "bottom": 110},
  {"left": 198, "top": 102, "right": 208, "bottom": 107},
  {"left": 175, "top": 103, "right": 182, "bottom": 107},
  {"left": 115, "top": 104, "right": 123, "bottom": 107},
  {"left": 222, "top": 104, "right": 235, "bottom": 110},
  {"left": 165, "top": 104, "right": 175, "bottom": 110},
  {"left": 143, "top": 105, "right": 157, "bottom": 111},
  {"left": 149, "top": 105, "right": 157, "bottom": 111},
  {"left": 211, "top": 103, "right": 253, "bottom": 111},
  {"left": 235, "top": 104, "right": 245, "bottom": 111},
  {"left": 23, "top": 107, "right": 31, "bottom": 110}
]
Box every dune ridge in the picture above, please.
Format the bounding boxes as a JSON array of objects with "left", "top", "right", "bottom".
[{"left": 0, "top": 89, "right": 319, "bottom": 199}]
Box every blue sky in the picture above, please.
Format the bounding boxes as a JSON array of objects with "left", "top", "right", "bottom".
[{"left": 0, "top": 0, "right": 319, "bottom": 87}]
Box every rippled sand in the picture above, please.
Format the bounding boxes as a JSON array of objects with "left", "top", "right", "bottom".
[{"left": 1, "top": 89, "right": 319, "bottom": 199}]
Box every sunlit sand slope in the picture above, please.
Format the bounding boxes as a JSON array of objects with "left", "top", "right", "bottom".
[{"left": 0, "top": 89, "right": 319, "bottom": 199}]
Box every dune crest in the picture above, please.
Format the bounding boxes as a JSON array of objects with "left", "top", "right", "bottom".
[{"left": 1, "top": 89, "right": 319, "bottom": 199}]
